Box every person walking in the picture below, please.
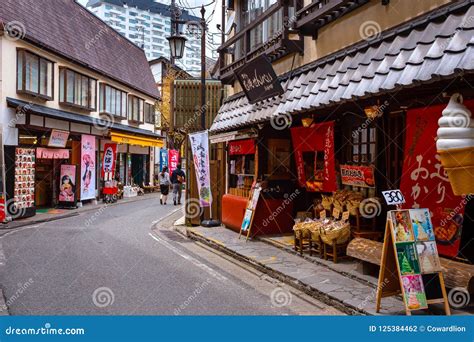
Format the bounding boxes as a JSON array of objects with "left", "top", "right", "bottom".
[
  {"left": 171, "top": 164, "right": 185, "bottom": 205},
  {"left": 159, "top": 167, "right": 170, "bottom": 205}
]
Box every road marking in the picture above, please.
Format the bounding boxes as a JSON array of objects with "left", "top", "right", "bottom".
[{"left": 148, "top": 232, "right": 227, "bottom": 282}]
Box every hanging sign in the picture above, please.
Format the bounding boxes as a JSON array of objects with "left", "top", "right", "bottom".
[
  {"left": 59, "top": 164, "right": 76, "bottom": 203},
  {"left": 159, "top": 148, "right": 168, "bottom": 172},
  {"left": 189, "top": 131, "right": 212, "bottom": 207},
  {"left": 80, "top": 135, "right": 96, "bottom": 200},
  {"left": 36, "top": 147, "right": 69, "bottom": 159},
  {"left": 229, "top": 139, "right": 256, "bottom": 155},
  {"left": 101, "top": 143, "right": 117, "bottom": 178},
  {"left": 234, "top": 54, "right": 284, "bottom": 104},
  {"left": 399, "top": 102, "right": 474, "bottom": 258},
  {"left": 48, "top": 129, "right": 69, "bottom": 148},
  {"left": 340, "top": 165, "right": 375, "bottom": 188},
  {"left": 168, "top": 149, "right": 180, "bottom": 175}
]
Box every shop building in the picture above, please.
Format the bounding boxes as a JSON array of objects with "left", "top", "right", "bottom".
[
  {"left": 212, "top": 1, "right": 474, "bottom": 263},
  {"left": 0, "top": 0, "right": 162, "bottom": 220}
]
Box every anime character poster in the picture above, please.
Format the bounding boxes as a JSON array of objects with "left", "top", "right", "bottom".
[
  {"left": 80, "top": 135, "right": 96, "bottom": 200},
  {"left": 59, "top": 165, "right": 76, "bottom": 203}
]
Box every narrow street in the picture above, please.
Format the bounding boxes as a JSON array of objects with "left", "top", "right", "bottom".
[{"left": 0, "top": 197, "right": 341, "bottom": 315}]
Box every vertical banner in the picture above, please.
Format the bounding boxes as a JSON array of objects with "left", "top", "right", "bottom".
[
  {"left": 189, "top": 131, "right": 212, "bottom": 207},
  {"left": 160, "top": 148, "right": 169, "bottom": 172},
  {"left": 101, "top": 143, "right": 117, "bottom": 178},
  {"left": 80, "top": 135, "right": 96, "bottom": 200},
  {"left": 168, "top": 149, "right": 179, "bottom": 175},
  {"left": 59, "top": 164, "right": 76, "bottom": 203},
  {"left": 400, "top": 102, "right": 474, "bottom": 258}
]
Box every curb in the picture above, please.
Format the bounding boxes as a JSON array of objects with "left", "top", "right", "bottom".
[{"left": 185, "top": 228, "right": 364, "bottom": 316}]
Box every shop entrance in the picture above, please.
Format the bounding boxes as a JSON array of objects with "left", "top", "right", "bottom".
[
  {"left": 35, "top": 158, "right": 69, "bottom": 208},
  {"left": 131, "top": 154, "right": 145, "bottom": 186}
]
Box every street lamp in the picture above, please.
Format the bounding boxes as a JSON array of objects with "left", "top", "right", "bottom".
[{"left": 167, "top": 35, "right": 187, "bottom": 60}]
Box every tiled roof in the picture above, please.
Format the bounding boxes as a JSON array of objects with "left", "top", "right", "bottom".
[
  {"left": 1, "top": 0, "right": 160, "bottom": 99},
  {"left": 210, "top": 1, "right": 474, "bottom": 133}
]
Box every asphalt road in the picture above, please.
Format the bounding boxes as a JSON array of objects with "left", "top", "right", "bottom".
[{"left": 0, "top": 197, "right": 341, "bottom": 315}]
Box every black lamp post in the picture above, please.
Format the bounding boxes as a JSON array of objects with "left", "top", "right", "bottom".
[{"left": 166, "top": 35, "right": 187, "bottom": 60}]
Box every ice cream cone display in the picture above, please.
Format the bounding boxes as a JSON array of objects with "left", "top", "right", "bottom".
[
  {"left": 437, "top": 93, "right": 474, "bottom": 195},
  {"left": 407, "top": 290, "right": 421, "bottom": 310}
]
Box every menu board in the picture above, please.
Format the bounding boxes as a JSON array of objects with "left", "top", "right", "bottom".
[
  {"left": 14, "top": 148, "right": 35, "bottom": 210},
  {"left": 389, "top": 209, "right": 442, "bottom": 311}
]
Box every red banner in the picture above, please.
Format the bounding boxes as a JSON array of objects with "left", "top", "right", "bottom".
[
  {"left": 229, "top": 139, "right": 255, "bottom": 155},
  {"left": 400, "top": 101, "right": 474, "bottom": 258},
  {"left": 340, "top": 165, "right": 375, "bottom": 188},
  {"left": 290, "top": 122, "right": 336, "bottom": 192},
  {"left": 168, "top": 149, "right": 180, "bottom": 175},
  {"left": 101, "top": 143, "right": 117, "bottom": 178}
]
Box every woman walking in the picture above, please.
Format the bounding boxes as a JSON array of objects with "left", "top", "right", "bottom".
[{"left": 159, "top": 167, "right": 170, "bottom": 205}]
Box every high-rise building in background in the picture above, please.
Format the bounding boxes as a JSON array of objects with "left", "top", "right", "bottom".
[{"left": 86, "top": 0, "right": 203, "bottom": 75}]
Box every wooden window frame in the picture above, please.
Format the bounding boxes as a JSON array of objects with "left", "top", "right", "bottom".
[
  {"left": 16, "top": 49, "right": 54, "bottom": 101},
  {"left": 128, "top": 95, "right": 144, "bottom": 123},
  {"left": 99, "top": 83, "right": 128, "bottom": 119},
  {"left": 144, "top": 102, "right": 155, "bottom": 124},
  {"left": 59, "top": 67, "right": 97, "bottom": 111}
]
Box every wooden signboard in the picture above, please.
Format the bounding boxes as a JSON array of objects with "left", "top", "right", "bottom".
[
  {"left": 376, "top": 209, "right": 450, "bottom": 315},
  {"left": 239, "top": 182, "right": 261, "bottom": 240}
]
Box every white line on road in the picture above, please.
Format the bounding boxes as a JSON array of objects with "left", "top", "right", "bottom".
[{"left": 148, "top": 232, "right": 228, "bottom": 282}]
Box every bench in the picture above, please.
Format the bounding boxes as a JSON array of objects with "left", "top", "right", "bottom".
[{"left": 347, "top": 238, "right": 474, "bottom": 308}]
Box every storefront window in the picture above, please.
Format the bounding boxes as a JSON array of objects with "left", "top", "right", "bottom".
[
  {"left": 17, "top": 49, "right": 53, "bottom": 100},
  {"left": 128, "top": 95, "right": 144, "bottom": 122},
  {"left": 99, "top": 83, "right": 128, "bottom": 118},
  {"left": 59, "top": 68, "right": 97, "bottom": 110},
  {"left": 144, "top": 103, "right": 155, "bottom": 124}
]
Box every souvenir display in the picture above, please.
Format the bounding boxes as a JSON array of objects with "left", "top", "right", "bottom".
[{"left": 14, "top": 148, "right": 35, "bottom": 210}]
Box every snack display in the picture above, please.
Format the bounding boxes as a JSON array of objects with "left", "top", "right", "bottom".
[
  {"left": 14, "top": 148, "right": 35, "bottom": 210},
  {"left": 436, "top": 93, "right": 474, "bottom": 195}
]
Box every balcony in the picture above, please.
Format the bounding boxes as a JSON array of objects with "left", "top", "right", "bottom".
[{"left": 218, "top": 0, "right": 304, "bottom": 84}]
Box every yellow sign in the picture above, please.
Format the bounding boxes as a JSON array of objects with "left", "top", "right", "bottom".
[{"left": 110, "top": 132, "right": 163, "bottom": 148}]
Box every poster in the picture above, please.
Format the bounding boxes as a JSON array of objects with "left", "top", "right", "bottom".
[
  {"left": 416, "top": 241, "right": 442, "bottom": 273},
  {"left": 249, "top": 186, "right": 261, "bottom": 210},
  {"left": 401, "top": 275, "right": 428, "bottom": 310},
  {"left": 400, "top": 102, "right": 474, "bottom": 257},
  {"left": 396, "top": 242, "right": 420, "bottom": 275},
  {"left": 101, "top": 143, "right": 117, "bottom": 178},
  {"left": 168, "top": 149, "right": 179, "bottom": 175},
  {"left": 59, "top": 164, "right": 76, "bottom": 203},
  {"left": 340, "top": 165, "right": 375, "bottom": 188},
  {"left": 390, "top": 210, "right": 415, "bottom": 243},
  {"left": 290, "top": 121, "right": 336, "bottom": 192},
  {"left": 48, "top": 129, "right": 69, "bottom": 148},
  {"left": 241, "top": 209, "right": 253, "bottom": 232},
  {"left": 80, "top": 135, "right": 96, "bottom": 200},
  {"left": 410, "top": 209, "right": 435, "bottom": 241},
  {"left": 159, "top": 148, "right": 168, "bottom": 172},
  {"left": 189, "top": 131, "right": 212, "bottom": 207}
]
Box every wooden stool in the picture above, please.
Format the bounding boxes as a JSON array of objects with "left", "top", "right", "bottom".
[
  {"left": 323, "top": 240, "right": 349, "bottom": 264},
  {"left": 309, "top": 233, "right": 323, "bottom": 258},
  {"left": 294, "top": 229, "right": 311, "bottom": 256}
]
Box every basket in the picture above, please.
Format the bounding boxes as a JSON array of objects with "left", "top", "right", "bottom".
[
  {"left": 320, "top": 222, "right": 351, "bottom": 245},
  {"left": 293, "top": 222, "right": 312, "bottom": 239},
  {"left": 444, "top": 166, "right": 474, "bottom": 196},
  {"left": 438, "top": 147, "right": 474, "bottom": 168},
  {"left": 346, "top": 199, "right": 361, "bottom": 216}
]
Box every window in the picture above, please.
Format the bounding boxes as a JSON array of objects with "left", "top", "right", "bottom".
[
  {"left": 99, "top": 84, "right": 127, "bottom": 117},
  {"left": 128, "top": 95, "right": 144, "bottom": 122},
  {"left": 144, "top": 103, "right": 155, "bottom": 124},
  {"left": 59, "top": 68, "right": 96, "bottom": 110},
  {"left": 17, "top": 49, "right": 53, "bottom": 100}
]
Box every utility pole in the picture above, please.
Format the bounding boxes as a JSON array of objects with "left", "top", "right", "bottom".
[{"left": 200, "top": 5, "right": 206, "bottom": 130}]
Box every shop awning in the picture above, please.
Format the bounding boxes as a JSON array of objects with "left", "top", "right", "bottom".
[
  {"left": 110, "top": 132, "right": 164, "bottom": 148},
  {"left": 210, "top": 2, "right": 474, "bottom": 134},
  {"left": 6, "top": 98, "right": 163, "bottom": 139}
]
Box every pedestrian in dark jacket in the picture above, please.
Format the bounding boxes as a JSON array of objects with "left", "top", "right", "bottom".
[{"left": 171, "top": 164, "right": 185, "bottom": 205}]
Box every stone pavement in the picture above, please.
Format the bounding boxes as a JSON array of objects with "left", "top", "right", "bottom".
[{"left": 184, "top": 226, "right": 405, "bottom": 315}]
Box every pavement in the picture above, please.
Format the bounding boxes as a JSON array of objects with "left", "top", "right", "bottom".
[
  {"left": 182, "top": 225, "right": 471, "bottom": 316},
  {"left": 0, "top": 194, "right": 341, "bottom": 315}
]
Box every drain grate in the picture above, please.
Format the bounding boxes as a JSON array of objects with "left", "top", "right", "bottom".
[{"left": 158, "top": 230, "right": 190, "bottom": 243}]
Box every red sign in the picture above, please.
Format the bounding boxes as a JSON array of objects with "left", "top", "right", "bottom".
[
  {"left": 101, "top": 143, "right": 117, "bottom": 178},
  {"left": 400, "top": 101, "right": 474, "bottom": 258},
  {"left": 168, "top": 149, "right": 180, "bottom": 175},
  {"left": 290, "top": 122, "right": 336, "bottom": 192},
  {"left": 36, "top": 147, "right": 69, "bottom": 159},
  {"left": 59, "top": 164, "right": 76, "bottom": 202},
  {"left": 340, "top": 165, "right": 375, "bottom": 188},
  {"left": 229, "top": 139, "right": 256, "bottom": 155}
]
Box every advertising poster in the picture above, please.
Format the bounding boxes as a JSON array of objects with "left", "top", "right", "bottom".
[
  {"left": 80, "top": 135, "right": 96, "bottom": 200},
  {"left": 189, "top": 131, "right": 212, "bottom": 207},
  {"left": 401, "top": 275, "right": 428, "bottom": 310},
  {"left": 48, "top": 129, "right": 69, "bottom": 148},
  {"left": 59, "top": 164, "right": 76, "bottom": 203},
  {"left": 416, "top": 241, "right": 442, "bottom": 274},
  {"left": 400, "top": 102, "right": 474, "bottom": 257},
  {"left": 168, "top": 149, "right": 179, "bottom": 175},
  {"left": 396, "top": 242, "right": 420, "bottom": 275},
  {"left": 101, "top": 143, "right": 117, "bottom": 178},
  {"left": 159, "top": 148, "right": 168, "bottom": 172},
  {"left": 340, "top": 165, "right": 375, "bottom": 188},
  {"left": 390, "top": 210, "right": 415, "bottom": 243},
  {"left": 410, "top": 209, "right": 435, "bottom": 241},
  {"left": 241, "top": 209, "right": 253, "bottom": 232}
]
